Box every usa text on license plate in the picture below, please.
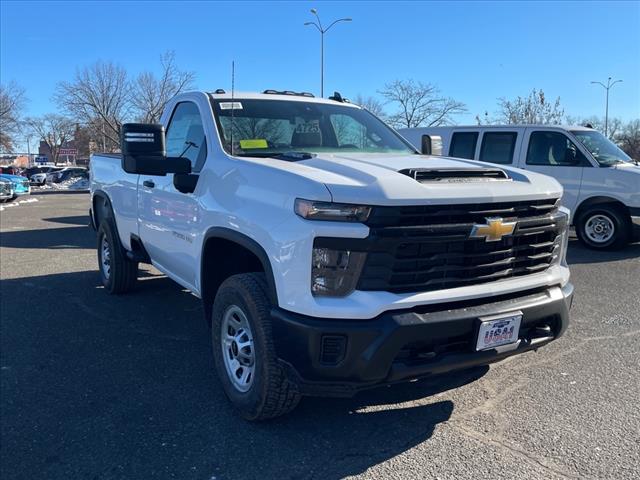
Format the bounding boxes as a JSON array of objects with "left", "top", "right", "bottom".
[{"left": 476, "top": 312, "right": 522, "bottom": 351}]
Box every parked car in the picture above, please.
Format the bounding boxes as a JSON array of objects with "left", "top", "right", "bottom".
[
  {"left": 24, "top": 166, "right": 54, "bottom": 185},
  {"left": 0, "top": 165, "right": 21, "bottom": 175},
  {"left": 0, "top": 179, "right": 14, "bottom": 202},
  {"left": 90, "top": 90, "right": 573, "bottom": 420},
  {"left": 47, "top": 167, "right": 87, "bottom": 183},
  {"left": 399, "top": 125, "right": 640, "bottom": 249},
  {"left": 0, "top": 173, "right": 30, "bottom": 199},
  {"left": 29, "top": 167, "right": 62, "bottom": 185}
]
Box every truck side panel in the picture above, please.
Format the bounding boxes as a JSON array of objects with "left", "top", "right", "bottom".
[{"left": 90, "top": 153, "right": 138, "bottom": 250}]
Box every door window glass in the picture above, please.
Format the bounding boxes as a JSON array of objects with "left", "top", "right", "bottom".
[
  {"left": 526, "top": 131, "right": 587, "bottom": 166},
  {"left": 449, "top": 132, "right": 479, "bottom": 159},
  {"left": 165, "top": 102, "right": 207, "bottom": 171},
  {"left": 479, "top": 132, "right": 517, "bottom": 164}
]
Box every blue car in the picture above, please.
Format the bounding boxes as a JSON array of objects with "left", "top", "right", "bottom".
[{"left": 0, "top": 173, "right": 31, "bottom": 200}]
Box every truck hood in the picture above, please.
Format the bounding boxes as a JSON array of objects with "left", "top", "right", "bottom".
[{"left": 291, "top": 152, "right": 563, "bottom": 205}]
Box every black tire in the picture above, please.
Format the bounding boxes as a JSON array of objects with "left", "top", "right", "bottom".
[
  {"left": 97, "top": 219, "right": 138, "bottom": 294},
  {"left": 576, "top": 205, "right": 630, "bottom": 250},
  {"left": 211, "top": 272, "right": 301, "bottom": 421}
]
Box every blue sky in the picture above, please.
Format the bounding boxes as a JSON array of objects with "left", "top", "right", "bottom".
[{"left": 1, "top": 0, "right": 639, "bottom": 125}]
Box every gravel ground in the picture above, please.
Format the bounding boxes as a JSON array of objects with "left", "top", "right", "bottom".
[{"left": 1, "top": 193, "right": 639, "bottom": 480}]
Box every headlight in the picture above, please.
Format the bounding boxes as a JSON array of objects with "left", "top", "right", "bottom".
[
  {"left": 553, "top": 208, "right": 570, "bottom": 266},
  {"left": 311, "top": 247, "right": 366, "bottom": 296},
  {"left": 295, "top": 199, "right": 371, "bottom": 222}
]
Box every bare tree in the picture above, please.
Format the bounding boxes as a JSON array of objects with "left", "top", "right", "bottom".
[
  {"left": 353, "top": 94, "right": 385, "bottom": 117},
  {"left": 378, "top": 79, "right": 466, "bottom": 129},
  {"left": 497, "top": 89, "right": 564, "bottom": 125},
  {"left": 616, "top": 119, "right": 640, "bottom": 160},
  {"left": 54, "top": 61, "right": 130, "bottom": 150},
  {"left": 131, "top": 51, "right": 195, "bottom": 123},
  {"left": 25, "top": 114, "right": 75, "bottom": 164},
  {"left": 0, "top": 82, "right": 27, "bottom": 151}
]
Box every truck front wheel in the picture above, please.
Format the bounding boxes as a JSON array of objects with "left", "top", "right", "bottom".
[
  {"left": 211, "top": 273, "right": 301, "bottom": 420},
  {"left": 97, "top": 220, "right": 138, "bottom": 294}
]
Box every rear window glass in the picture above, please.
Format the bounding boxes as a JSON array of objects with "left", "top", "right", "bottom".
[
  {"left": 449, "top": 132, "right": 478, "bottom": 159},
  {"left": 479, "top": 132, "right": 517, "bottom": 164}
]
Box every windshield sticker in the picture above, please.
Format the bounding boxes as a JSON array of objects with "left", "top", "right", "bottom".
[
  {"left": 219, "top": 102, "right": 243, "bottom": 110},
  {"left": 295, "top": 119, "right": 320, "bottom": 134},
  {"left": 239, "top": 139, "right": 268, "bottom": 149}
]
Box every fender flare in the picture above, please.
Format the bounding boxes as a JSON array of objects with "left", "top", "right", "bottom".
[
  {"left": 201, "top": 227, "right": 279, "bottom": 306},
  {"left": 91, "top": 189, "right": 114, "bottom": 229}
]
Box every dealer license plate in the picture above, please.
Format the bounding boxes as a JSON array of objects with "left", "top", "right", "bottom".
[{"left": 476, "top": 312, "right": 522, "bottom": 351}]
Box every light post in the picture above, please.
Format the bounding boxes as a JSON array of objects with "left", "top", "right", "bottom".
[
  {"left": 304, "top": 9, "right": 351, "bottom": 98},
  {"left": 590, "top": 77, "right": 622, "bottom": 137}
]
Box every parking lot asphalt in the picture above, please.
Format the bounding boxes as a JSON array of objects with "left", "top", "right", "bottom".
[{"left": 1, "top": 193, "right": 639, "bottom": 480}]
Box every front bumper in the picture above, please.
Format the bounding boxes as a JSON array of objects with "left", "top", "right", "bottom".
[{"left": 271, "top": 283, "right": 573, "bottom": 397}]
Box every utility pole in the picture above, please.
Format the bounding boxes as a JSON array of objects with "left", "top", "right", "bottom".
[
  {"left": 26, "top": 135, "right": 31, "bottom": 165},
  {"left": 304, "top": 9, "right": 351, "bottom": 97},
  {"left": 590, "top": 77, "right": 622, "bottom": 137}
]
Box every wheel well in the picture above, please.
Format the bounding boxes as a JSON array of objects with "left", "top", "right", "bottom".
[
  {"left": 201, "top": 235, "right": 275, "bottom": 325},
  {"left": 92, "top": 193, "right": 112, "bottom": 227},
  {"left": 574, "top": 196, "right": 629, "bottom": 224}
]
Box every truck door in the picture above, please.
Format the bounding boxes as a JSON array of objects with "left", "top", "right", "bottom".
[
  {"left": 137, "top": 101, "right": 207, "bottom": 290},
  {"left": 518, "top": 129, "right": 589, "bottom": 212}
]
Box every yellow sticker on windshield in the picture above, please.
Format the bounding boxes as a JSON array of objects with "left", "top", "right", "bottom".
[{"left": 240, "top": 139, "right": 268, "bottom": 149}]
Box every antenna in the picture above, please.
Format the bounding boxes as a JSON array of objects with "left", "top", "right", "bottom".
[{"left": 230, "top": 61, "right": 235, "bottom": 156}]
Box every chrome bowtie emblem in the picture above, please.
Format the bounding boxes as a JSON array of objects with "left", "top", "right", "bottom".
[{"left": 470, "top": 217, "right": 517, "bottom": 242}]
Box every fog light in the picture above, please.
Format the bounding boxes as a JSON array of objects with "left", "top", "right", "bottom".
[{"left": 311, "top": 248, "right": 366, "bottom": 296}]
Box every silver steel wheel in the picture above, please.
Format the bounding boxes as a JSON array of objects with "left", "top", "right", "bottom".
[
  {"left": 585, "top": 214, "right": 615, "bottom": 244},
  {"left": 221, "top": 305, "right": 255, "bottom": 393},
  {"left": 100, "top": 236, "right": 111, "bottom": 279}
]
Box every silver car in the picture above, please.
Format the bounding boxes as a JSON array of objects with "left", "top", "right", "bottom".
[{"left": 0, "top": 180, "right": 14, "bottom": 202}]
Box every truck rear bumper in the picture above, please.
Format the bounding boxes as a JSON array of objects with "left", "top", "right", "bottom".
[{"left": 271, "top": 283, "right": 573, "bottom": 397}]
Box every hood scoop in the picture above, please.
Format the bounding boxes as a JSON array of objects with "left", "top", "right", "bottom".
[{"left": 399, "top": 168, "right": 510, "bottom": 183}]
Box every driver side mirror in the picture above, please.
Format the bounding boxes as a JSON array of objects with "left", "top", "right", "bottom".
[{"left": 121, "top": 123, "right": 191, "bottom": 176}]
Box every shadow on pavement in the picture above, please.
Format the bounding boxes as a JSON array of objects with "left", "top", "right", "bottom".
[
  {"left": 0, "top": 268, "right": 484, "bottom": 480},
  {"left": 0, "top": 226, "right": 94, "bottom": 250},
  {"left": 42, "top": 215, "right": 90, "bottom": 226},
  {"left": 567, "top": 239, "right": 640, "bottom": 265}
]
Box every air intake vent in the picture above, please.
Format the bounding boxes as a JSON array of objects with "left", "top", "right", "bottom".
[
  {"left": 400, "top": 168, "right": 509, "bottom": 183},
  {"left": 320, "top": 335, "right": 347, "bottom": 365}
]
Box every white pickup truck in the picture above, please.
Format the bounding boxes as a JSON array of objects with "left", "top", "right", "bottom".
[{"left": 90, "top": 90, "right": 573, "bottom": 420}]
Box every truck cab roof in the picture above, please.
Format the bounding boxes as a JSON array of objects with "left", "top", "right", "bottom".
[{"left": 206, "top": 90, "right": 361, "bottom": 108}]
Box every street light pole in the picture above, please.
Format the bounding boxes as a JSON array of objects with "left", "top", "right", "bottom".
[
  {"left": 590, "top": 77, "right": 623, "bottom": 137},
  {"left": 305, "top": 9, "right": 351, "bottom": 98}
]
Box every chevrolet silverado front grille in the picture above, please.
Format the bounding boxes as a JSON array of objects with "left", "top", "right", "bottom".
[{"left": 355, "top": 199, "right": 563, "bottom": 294}]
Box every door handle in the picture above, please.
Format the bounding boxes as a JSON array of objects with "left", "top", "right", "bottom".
[{"left": 143, "top": 180, "right": 155, "bottom": 188}]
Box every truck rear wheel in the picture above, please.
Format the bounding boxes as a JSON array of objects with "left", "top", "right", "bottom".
[
  {"left": 576, "top": 205, "right": 630, "bottom": 250},
  {"left": 97, "top": 220, "right": 138, "bottom": 294},
  {"left": 211, "top": 273, "right": 301, "bottom": 420}
]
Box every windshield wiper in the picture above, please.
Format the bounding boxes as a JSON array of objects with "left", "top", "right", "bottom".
[
  {"left": 237, "top": 151, "right": 316, "bottom": 161},
  {"left": 273, "top": 151, "right": 316, "bottom": 161}
]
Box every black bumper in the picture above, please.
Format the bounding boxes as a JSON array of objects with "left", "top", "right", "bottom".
[{"left": 271, "top": 283, "right": 573, "bottom": 397}]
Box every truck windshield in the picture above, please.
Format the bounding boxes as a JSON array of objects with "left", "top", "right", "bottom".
[
  {"left": 211, "top": 98, "right": 416, "bottom": 157},
  {"left": 570, "top": 130, "right": 632, "bottom": 166}
]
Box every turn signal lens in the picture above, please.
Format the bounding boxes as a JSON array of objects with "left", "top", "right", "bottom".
[{"left": 295, "top": 199, "right": 371, "bottom": 223}]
